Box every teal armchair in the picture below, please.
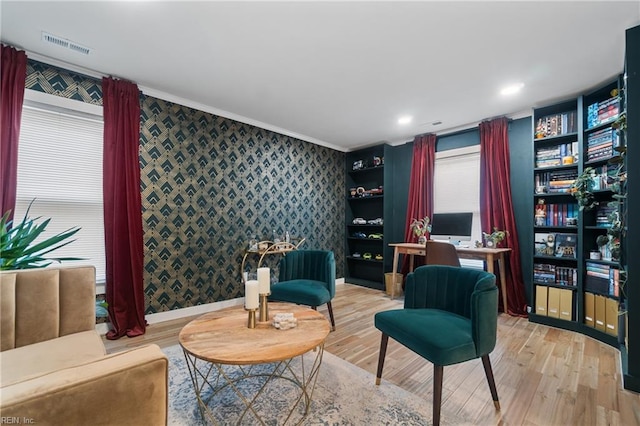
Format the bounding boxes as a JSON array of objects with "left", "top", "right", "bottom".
[
  {"left": 375, "top": 265, "right": 499, "bottom": 426},
  {"left": 269, "top": 250, "right": 336, "bottom": 330}
]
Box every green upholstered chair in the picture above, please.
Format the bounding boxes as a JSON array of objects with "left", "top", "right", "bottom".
[
  {"left": 269, "top": 250, "right": 337, "bottom": 331},
  {"left": 375, "top": 265, "right": 500, "bottom": 426}
]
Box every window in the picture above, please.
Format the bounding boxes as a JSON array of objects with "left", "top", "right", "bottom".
[
  {"left": 15, "top": 90, "right": 105, "bottom": 282},
  {"left": 433, "top": 145, "right": 483, "bottom": 268}
]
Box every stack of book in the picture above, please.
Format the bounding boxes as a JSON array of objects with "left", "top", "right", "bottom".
[
  {"left": 534, "top": 142, "right": 579, "bottom": 168},
  {"left": 535, "top": 169, "right": 578, "bottom": 193},
  {"left": 533, "top": 263, "right": 577, "bottom": 287},
  {"left": 586, "top": 127, "right": 619, "bottom": 162},
  {"left": 585, "top": 262, "right": 620, "bottom": 297},
  {"left": 535, "top": 111, "right": 578, "bottom": 138},
  {"left": 596, "top": 204, "right": 616, "bottom": 228},
  {"left": 590, "top": 164, "right": 617, "bottom": 191},
  {"left": 587, "top": 97, "right": 620, "bottom": 129}
]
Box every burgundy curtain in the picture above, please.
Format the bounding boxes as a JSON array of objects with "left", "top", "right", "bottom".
[
  {"left": 102, "top": 77, "right": 146, "bottom": 339},
  {"left": 479, "top": 118, "right": 527, "bottom": 316},
  {"left": 401, "top": 134, "right": 436, "bottom": 277},
  {"left": 0, "top": 45, "right": 27, "bottom": 220}
]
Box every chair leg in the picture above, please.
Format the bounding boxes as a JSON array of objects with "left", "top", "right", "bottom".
[
  {"left": 433, "top": 365, "right": 443, "bottom": 426},
  {"left": 375, "top": 334, "right": 389, "bottom": 385},
  {"left": 481, "top": 354, "right": 500, "bottom": 411},
  {"left": 326, "top": 301, "right": 336, "bottom": 331}
]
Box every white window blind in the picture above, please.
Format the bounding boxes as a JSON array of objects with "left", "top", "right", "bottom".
[
  {"left": 15, "top": 93, "right": 105, "bottom": 282},
  {"left": 433, "top": 145, "right": 483, "bottom": 269}
]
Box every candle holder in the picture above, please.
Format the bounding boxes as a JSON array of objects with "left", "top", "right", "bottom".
[
  {"left": 246, "top": 308, "right": 258, "bottom": 329},
  {"left": 259, "top": 293, "right": 270, "bottom": 323}
]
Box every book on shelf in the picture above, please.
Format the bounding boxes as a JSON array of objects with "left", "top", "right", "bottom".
[
  {"left": 534, "top": 142, "right": 578, "bottom": 168},
  {"left": 587, "top": 97, "right": 620, "bottom": 128},
  {"left": 585, "top": 262, "right": 619, "bottom": 297},
  {"left": 534, "top": 202, "right": 578, "bottom": 227},
  {"left": 586, "top": 128, "right": 619, "bottom": 162},
  {"left": 534, "top": 233, "right": 556, "bottom": 256},
  {"left": 554, "top": 233, "right": 577, "bottom": 258},
  {"left": 596, "top": 204, "right": 616, "bottom": 227},
  {"left": 535, "top": 111, "right": 578, "bottom": 139},
  {"left": 534, "top": 169, "right": 578, "bottom": 193},
  {"left": 590, "top": 164, "right": 617, "bottom": 190},
  {"left": 534, "top": 263, "right": 577, "bottom": 287}
]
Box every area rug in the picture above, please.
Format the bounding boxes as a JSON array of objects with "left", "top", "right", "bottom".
[{"left": 163, "top": 344, "right": 464, "bottom": 425}]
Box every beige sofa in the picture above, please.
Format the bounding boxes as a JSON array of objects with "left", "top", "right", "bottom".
[{"left": 0, "top": 266, "right": 168, "bottom": 425}]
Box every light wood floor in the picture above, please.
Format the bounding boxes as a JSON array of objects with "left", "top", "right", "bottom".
[{"left": 104, "top": 283, "right": 640, "bottom": 425}]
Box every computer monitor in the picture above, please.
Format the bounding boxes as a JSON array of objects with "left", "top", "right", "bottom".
[{"left": 429, "top": 212, "right": 473, "bottom": 243}]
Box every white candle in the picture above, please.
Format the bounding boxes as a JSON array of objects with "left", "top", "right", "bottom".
[
  {"left": 243, "top": 271, "right": 248, "bottom": 283},
  {"left": 257, "top": 267, "right": 270, "bottom": 294},
  {"left": 245, "top": 280, "right": 259, "bottom": 309}
]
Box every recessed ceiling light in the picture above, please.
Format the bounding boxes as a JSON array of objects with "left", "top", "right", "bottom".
[
  {"left": 398, "top": 116, "right": 413, "bottom": 125},
  {"left": 500, "top": 83, "right": 525, "bottom": 96}
]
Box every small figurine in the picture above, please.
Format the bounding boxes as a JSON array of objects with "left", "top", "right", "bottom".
[{"left": 535, "top": 199, "right": 546, "bottom": 227}]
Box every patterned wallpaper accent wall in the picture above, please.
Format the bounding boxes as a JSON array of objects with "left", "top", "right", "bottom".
[
  {"left": 139, "top": 96, "right": 345, "bottom": 313},
  {"left": 25, "top": 59, "right": 346, "bottom": 314}
]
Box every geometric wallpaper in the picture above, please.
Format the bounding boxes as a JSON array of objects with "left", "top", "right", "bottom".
[
  {"left": 26, "top": 60, "right": 103, "bottom": 106},
  {"left": 25, "top": 59, "right": 346, "bottom": 314},
  {"left": 139, "top": 96, "right": 345, "bottom": 313}
]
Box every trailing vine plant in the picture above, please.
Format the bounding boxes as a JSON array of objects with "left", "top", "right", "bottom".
[
  {"left": 571, "top": 166, "right": 598, "bottom": 211},
  {"left": 608, "top": 87, "right": 628, "bottom": 301}
]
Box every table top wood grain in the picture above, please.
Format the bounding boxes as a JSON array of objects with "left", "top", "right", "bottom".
[{"left": 179, "top": 302, "right": 330, "bottom": 365}]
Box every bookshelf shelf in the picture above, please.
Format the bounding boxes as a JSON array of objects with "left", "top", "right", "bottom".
[
  {"left": 534, "top": 226, "right": 578, "bottom": 231},
  {"left": 529, "top": 77, "right": 625, "bottom": 350},
  {"left": 533, "top": 132, "right": 579, "bottom": 143},
  {"left": 585, "top": 119, "right": 619, "bottom": 134},
  {"left": 533, "top": 282, "right": 578, "bottom": 291},
  {"left": 533, "top": 163, "right": 578, "bottom": 172},
  {"left": 346, "top": 195, "right": 384, "bottom": 201},
  {"left": 533, "top": 254, "right": 577, "bottom": 262}
]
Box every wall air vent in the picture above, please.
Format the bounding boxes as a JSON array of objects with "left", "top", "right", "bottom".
[{"left": 41, "top": 32, "right": 91, "bottom": 55}]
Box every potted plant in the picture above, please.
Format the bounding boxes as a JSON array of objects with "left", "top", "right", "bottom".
[
  {"left": 410, "top": 216, "right": 431, "bottom": 244},
  {"left": 0, "top": 200, "right": 82, "bottom": 270},
  {"left": 482, "top": 227, "right": 508, "bottom": 248},
  {"left": 596, "top": 234, "right": 612, "bottom": 260}
]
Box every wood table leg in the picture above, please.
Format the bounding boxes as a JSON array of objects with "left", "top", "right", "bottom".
[
  {"left": 498, "top": 253, "right": 508, "bottom": 314},
  {"left": 486, "top": 253, "right": 508, "bottom": 314},
  {"left": 391, "top": 247, "right": 400, "bottom": 299}
]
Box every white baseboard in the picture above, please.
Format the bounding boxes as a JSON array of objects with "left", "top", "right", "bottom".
[{"left": 95, "top": 277, "right": 345, "bottom": 335}]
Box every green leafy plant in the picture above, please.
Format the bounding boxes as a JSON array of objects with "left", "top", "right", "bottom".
[
  {"left": 571, "top": 167, "right": 599, "bottom": 211},
  {"left": 482, "top": 227, "right": 509, "bottom": 247},
  {"left": 410, "top": 217, "right": 431, "bottom": 238},
  {"left": 0, "top": 201, "right": 82, "bottom": 270}
]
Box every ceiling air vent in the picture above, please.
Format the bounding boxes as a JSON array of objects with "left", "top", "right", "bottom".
[{"left": 41, "top": 31, "right": 91, "bottom": 55}]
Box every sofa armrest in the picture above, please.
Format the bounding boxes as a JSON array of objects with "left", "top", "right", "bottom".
[{"left": 0, "top": 344, "right": 168, "bottom": 426}]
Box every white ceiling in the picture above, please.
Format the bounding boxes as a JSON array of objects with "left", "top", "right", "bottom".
[{"left": 2, "top": 1, "right": 639, "bottom": 152}]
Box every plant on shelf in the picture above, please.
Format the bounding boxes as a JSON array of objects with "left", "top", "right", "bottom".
[
  {"left": 482, "top": 227, "right": 508, "bottom": 248},
  {"left": 596, "top": 234, "right": 614, "bottom": 261},
  {"left": 0, "top": 200, "right": 82, "bottom": 270},
  {"left": 410, "top": 216, "right": 431, "bottom": 245},
  {"left": 571, "top": 166, "right": 599, "bottom": 211},
  {"left": 606, "top": 86, "right": 627, "bottom": 307}
]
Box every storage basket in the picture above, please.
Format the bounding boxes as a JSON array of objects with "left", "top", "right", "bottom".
[{"left": 384, "top": 273, "right": 403, "bottom": 298}]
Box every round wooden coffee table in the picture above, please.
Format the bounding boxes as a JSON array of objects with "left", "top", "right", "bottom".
[{"left": 179, "top": 302, "right": 331, "bottom": 425}]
